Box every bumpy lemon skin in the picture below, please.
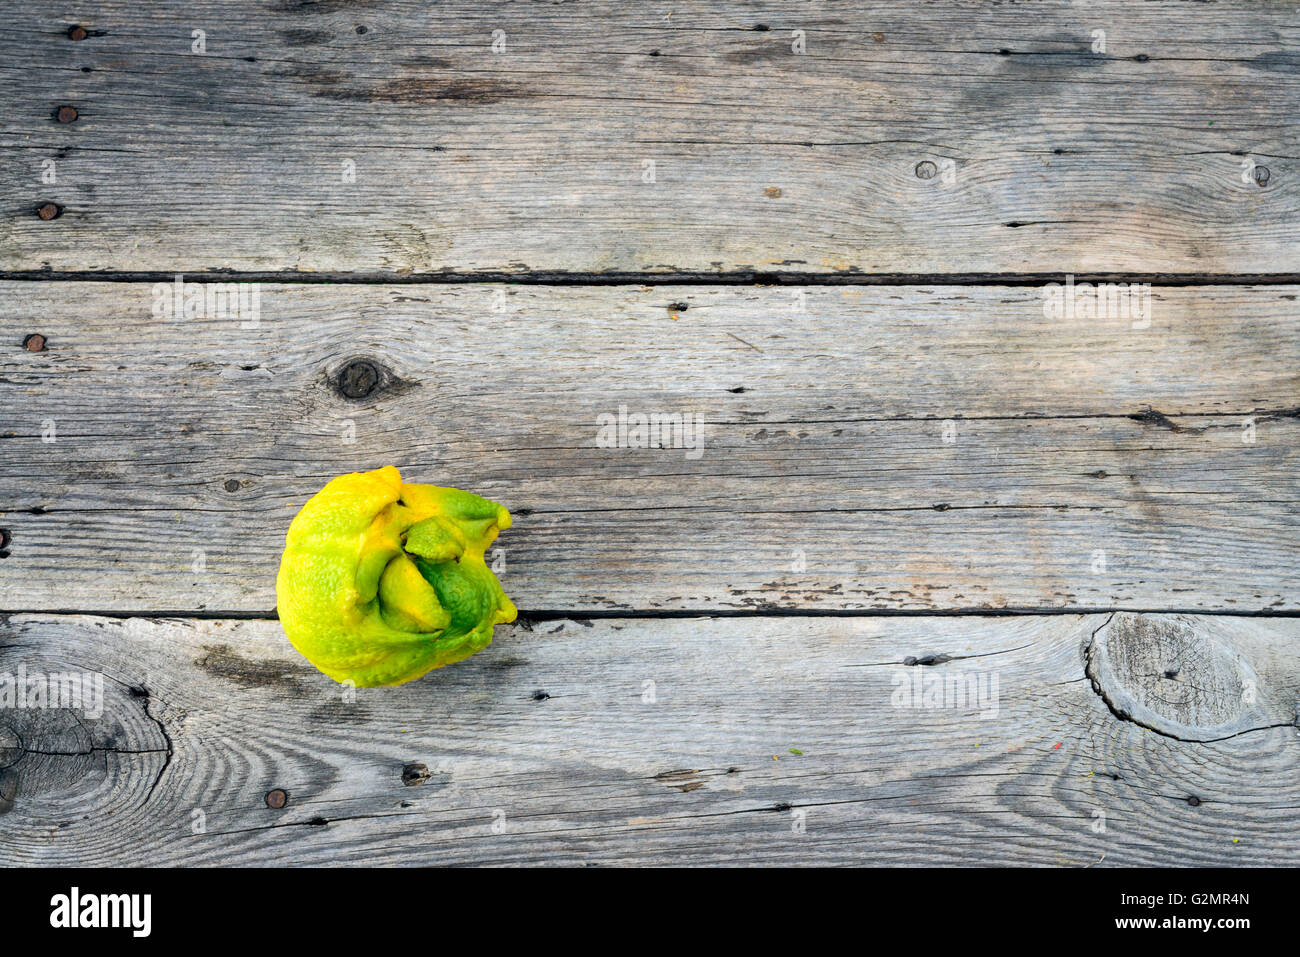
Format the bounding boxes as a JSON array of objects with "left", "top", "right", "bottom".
[{"left": 276, "top": 466, "right": 516, "bottom": 687}]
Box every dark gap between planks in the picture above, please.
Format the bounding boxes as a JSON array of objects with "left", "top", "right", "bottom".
[
  {"left": 2, "top": 271, "right": 1300, "bottom": 286},
  {"left": 5, "top": 607, "right": 1300, "bottom": 620}
]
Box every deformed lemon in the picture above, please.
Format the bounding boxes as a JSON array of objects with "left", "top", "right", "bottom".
[{"left": 275, "top": 466, "right": 516, "bottom": 687}]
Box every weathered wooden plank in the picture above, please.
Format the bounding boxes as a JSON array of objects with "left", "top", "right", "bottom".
[
  {"left": 2, "top": 282, "right": 1296, "bottom": 612},
  {"left": 0, "top": 612, "right": 1296, "bottom": 866},
  {"left": 1, "top": 1, "right": 1296, "bottom": 273}
]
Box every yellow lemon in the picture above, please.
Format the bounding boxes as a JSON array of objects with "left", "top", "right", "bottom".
[{"left": 276, "top": 466, "right": 516, "bottom": 687}]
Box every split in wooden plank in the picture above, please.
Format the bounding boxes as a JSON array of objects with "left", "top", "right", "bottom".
[
  {"left": 1, "top": 283, "right": 1296, "bottom": 613},
  {"left": 0, "top": 612, "right": 1295, "bottom": 866},
  {"left": 0, "top": 1, "right": 1297, "bottom": 273}
]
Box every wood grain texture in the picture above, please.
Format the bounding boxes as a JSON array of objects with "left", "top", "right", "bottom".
[
  {"left": 1, "top": 282, "right": 1297, "bottom": 613},
  {"left": 1, "top": 611, "right": 1297, "bottom": 866},
  {"left": 1, "top": 1, "right": 1297, "bottom": 274}
]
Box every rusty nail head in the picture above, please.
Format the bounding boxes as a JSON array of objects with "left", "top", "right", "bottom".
[
  {"left": 56, "top": 105, "right": 79, "bottom": 123},
  {"left": 69, "top": 26, "right": 88, "bottom": 41},
  {"left": 37, "top": 203, "right": 62, "bottom": 220},
  {"left": 266, "top": 788, "right": 288, "bottom": 809},
  {"left": 23, "top": 334, "right": 46, "bottom": 352}
]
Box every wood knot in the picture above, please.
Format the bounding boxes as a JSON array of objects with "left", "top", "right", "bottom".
[
  {"left": 0, "top": 768, "right": 17, "bottom": 815},
  {"left": 904, "top": 653, "right": 952, "bottom": 666},
  {"left": 1086, "top": 613, "right": 1277, "bottom": 741},
  {"left": 335, "top": 358, "right": 383, "bottom": 399},
  {"left": 402, "top": 762, "right": 432, "bottom": 786},
  {"left": 0, "top": 725, "right": 22, "bottom": 769}
]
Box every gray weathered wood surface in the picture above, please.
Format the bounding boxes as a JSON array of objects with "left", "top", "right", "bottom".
[
  {"left": 1, "top": 0, "right": 1297, "bottom": 274},
  {"left": 2, "top": 612, "right": 1297, "bottom": 866},
  {"left": 1, "top": 0, "right": 1297, "bottom": 868},
  {"left": 1, "top": 283, "right": 1297, "bottom": 613}
]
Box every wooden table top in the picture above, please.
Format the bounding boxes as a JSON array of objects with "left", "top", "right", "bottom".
[{"left": 1, "top": 0, "right": 1297, "bottom": 866}]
